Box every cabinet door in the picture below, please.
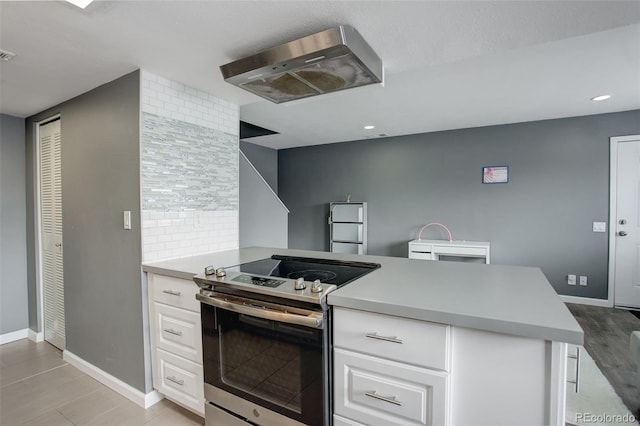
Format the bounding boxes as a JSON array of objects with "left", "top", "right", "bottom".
[
  {"left": 332, "top": 203, "right": 364, "bottom": 222},
  {"left": 156, "top": 349, "right": 204, "bottom": 416},
  {"left": 334, "top": 348, "right": 448, "bottom": 426},
  {"left": 155, "top": 303, "right": 202, "bottom": 363}
]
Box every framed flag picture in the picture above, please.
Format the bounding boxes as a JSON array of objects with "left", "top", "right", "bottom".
[{"left": 483, "top": 166, "right": 509, "bottom": 184}]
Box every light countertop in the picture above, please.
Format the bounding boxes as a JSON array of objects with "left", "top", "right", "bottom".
[{"left": 142, "top": 247, "right": 583, "bottom": 345}]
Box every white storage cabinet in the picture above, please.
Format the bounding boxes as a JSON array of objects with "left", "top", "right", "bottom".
[
  {"left": 147, "top": 273, "right": 204, "bottom": 416},
  {"left": 330, "top": 202, "right": 367, "bottom": 255},
  {"left": 333, "top": 307, "right": 450, "bottom": 426},
  {"left": 408, "top": 239, "right": 490, "bottom": 264}
]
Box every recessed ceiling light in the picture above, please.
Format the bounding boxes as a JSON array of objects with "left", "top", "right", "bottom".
[
  {"left": 363, "top": 125, "right": 375, "bottom": 130},
  {"left": 65, "top": 0, "right": 94, "bottom": 9},
  {"left": 591, "top": 94, "right": 611, "bottom": 102}
]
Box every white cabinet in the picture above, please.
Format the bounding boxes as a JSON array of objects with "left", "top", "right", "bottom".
[
  {"left": 408, "top": 240, "right": 490, "bottom": 264},
  {"left": 333, "top": 307, "right": 568, "bottom": 426},
  {"left": 449, "top": 327, "right": 567, "bottom": 425},
  {"left": 330, "top": 202, "right": 367, "bottom": 255},
  {"left": 148, "top": 273, "right": 204, "bottom": 416},
  {"left": 333, "top": 307, "right": 450, "bottom": 426}
]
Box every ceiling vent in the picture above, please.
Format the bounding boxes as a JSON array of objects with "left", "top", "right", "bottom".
[
  {"left": 0, "top": 49, "right": 16, "bottom": 61},
  {"left": 220, "top": 25, "right": 383, "bottom": 104}
]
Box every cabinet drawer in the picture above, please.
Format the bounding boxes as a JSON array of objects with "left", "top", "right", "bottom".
[
  {"left": 334, "top": 348, "right": 448, "bottom": 426},
  {"left": 152, "top": 274, "right": 200, "bottom": 312},
  {"left": 333, "top": 223, "right": 364, "bottom": 243},
  {"left": 334, "top": 308, "right": 449, "bottom": 371},
  {"left": 409, "top": 251, "right": 434, "bottom": 260},
  {"left": 332, "top": 204, "right": 364, "bottom": 222},
  {"left": 205, "top": 403, "right": 247, "bottom": 426},
  {"left": 155, "top": 303, "right": 202, "bottom": 363},
  {"left": 409, "top": 242, "right": 433, "bottom": 252},
  {"left": 432, "top": 245, "right": 487, "bottom": 257},
  {"left": 332, "top": 242, "right": 364, "bottom": 255},
  {"left": 156, "top": 349, "right": 204, "bottom": 415}
]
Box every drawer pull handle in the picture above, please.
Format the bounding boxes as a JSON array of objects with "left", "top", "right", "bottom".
[
  {"left": 365, "top": 391, "right": 402, "bottom": 406},
  {"left": 365, "top": 332, "right": 403, "bottom": 344},
  {"left": 166, "top": 376, "right": 184, "bottom": 386},
  {"left": 162, "top": 289, "right": 181, "bottom": 296},
  {"left": 567, "top": 347, "right": 580, "bottom": 393},
  {"left": 164, "top": 328, "right": 183, "bottom": 336}
]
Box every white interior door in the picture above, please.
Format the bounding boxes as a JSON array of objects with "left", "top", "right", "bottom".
[
  {"left": 39, "top": 119, "right": 65, "bottom": 349},
  {"left": 612, "top": 136, "right": 640, "bottom": 309}
]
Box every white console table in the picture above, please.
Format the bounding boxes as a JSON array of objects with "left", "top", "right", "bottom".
[{"left": 408, "top": 239, "right": 491, "bottom": 264}]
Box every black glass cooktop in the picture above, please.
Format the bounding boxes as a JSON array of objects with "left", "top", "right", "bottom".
[{"left": 227, "top": 255, "right": 380, "bottom": 288}]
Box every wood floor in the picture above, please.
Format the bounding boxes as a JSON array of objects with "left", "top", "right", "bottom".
[
  {"left": 0, "top": 339, "right": 204, "bottom": 426},
  {"left": 567, "top": 303, "right": 640, "bottom": 418}
]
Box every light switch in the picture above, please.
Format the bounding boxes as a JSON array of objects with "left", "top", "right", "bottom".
[
  {"left": 124, "top": 211, "right": 132, "bottom": 230},
  {"left": 592, "top": 222, "right": 606, "bottom": 233}
]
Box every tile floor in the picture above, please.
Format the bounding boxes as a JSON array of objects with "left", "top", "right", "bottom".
[{"left": 0, "top": 339, "right": 204, "bottom": 426}]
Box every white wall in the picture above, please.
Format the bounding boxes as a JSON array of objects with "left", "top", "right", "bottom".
[{"left": 140, "top": 71, "right": 239, "bottom": 261}]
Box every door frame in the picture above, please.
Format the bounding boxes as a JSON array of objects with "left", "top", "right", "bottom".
[
  {"left": 608, "top": 134, "right": 640, "bottom": 308},
  {"left": 34, "top": 114, "right": 61, "bottom": 342}
]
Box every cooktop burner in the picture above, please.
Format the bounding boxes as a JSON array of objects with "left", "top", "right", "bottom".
[
  {"left": 227, "top": 255, "right": 380, "bottom": 287},
  {"left": 286, "top": 270, "right": 337, "bottom": 282}
]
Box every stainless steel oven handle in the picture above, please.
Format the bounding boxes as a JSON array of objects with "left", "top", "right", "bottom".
[{"left": 197, "top": 294, "right": 324, "bottom": 329}]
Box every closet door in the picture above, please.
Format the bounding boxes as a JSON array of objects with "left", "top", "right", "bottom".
[{"left": 40, "top": 119, "right": 65, "bottom": 350}]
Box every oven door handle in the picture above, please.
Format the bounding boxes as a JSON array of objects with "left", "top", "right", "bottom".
[{"left": 197, "top": 294, "right": 324, "bottom": 329}]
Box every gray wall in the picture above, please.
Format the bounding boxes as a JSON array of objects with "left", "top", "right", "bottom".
[
  {"left": 1, "top": 114, "right": 28, "bottom": 335},
  {"left": 279, "top": 110, "right": 640, "bottom": 299},
  {"left": 240, "top": 140, "right": 278, "bottom": 192},
  {"left": 26, "top": 71, "right": 147, "bottom": 392},
  {"left": 239, "top": 152, "right": 288, "bottom": 249}
]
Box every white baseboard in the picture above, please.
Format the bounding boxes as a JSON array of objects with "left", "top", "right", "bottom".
[
  {"left": 0, "top": 328, "right": 29, "bottom": 345},
  {"left": 28, "top": 329, "right": 44, "bottom": 342},
  {"left": 63, "top": 350, "right": 163, "bottom": 409},
  {"left": 560, "top": 295, "right": 613, "bottom": 308}
]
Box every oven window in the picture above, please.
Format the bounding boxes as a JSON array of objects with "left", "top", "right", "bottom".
[{"left": 201, "top": 303, "right": 323, "bottom": 426}]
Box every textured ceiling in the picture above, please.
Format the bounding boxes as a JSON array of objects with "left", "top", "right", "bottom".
[{"left": 1, "top": 1, "right": 639, "bottom": 148}]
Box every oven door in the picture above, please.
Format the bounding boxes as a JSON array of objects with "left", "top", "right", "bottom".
[{"left": 199, "top": 293, "right": 325, "bottom": 426}]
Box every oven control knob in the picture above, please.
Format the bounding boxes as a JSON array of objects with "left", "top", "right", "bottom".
[
  {"left": 215, "top": 267, "right": 227, "bottom": 277},
  {"left": 204, "top": 265, "right": 215, "bottom": 276},
  {"left": 311, "top": 279, "right": 323, "bottom": 293},
  {"left": 294, "top": 277, "right": 306, "bottom": 290}
]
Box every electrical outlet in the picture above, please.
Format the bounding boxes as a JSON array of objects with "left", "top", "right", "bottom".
[
  {"left": 579, "top": 276, "right": 588, "bottom": 286},
  {"left": 567, "top": 274, "right": 576, "bottom": 285}
]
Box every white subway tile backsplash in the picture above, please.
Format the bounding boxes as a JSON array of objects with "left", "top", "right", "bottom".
[{"left": 140, "top": 71, "right": 239, "bottom": 262}]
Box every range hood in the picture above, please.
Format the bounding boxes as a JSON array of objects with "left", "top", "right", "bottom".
[{"left": 220, "top": 25, "right": 383, "bottom": 104}]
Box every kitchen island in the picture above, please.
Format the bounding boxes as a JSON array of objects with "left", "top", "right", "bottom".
[{"left": 142, "top": 246, "right": 582, "bottom": 425}]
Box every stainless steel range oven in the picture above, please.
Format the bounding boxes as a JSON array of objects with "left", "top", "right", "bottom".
[{"left": 195, "top": 255, "right": 380, "bottom": 426}]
